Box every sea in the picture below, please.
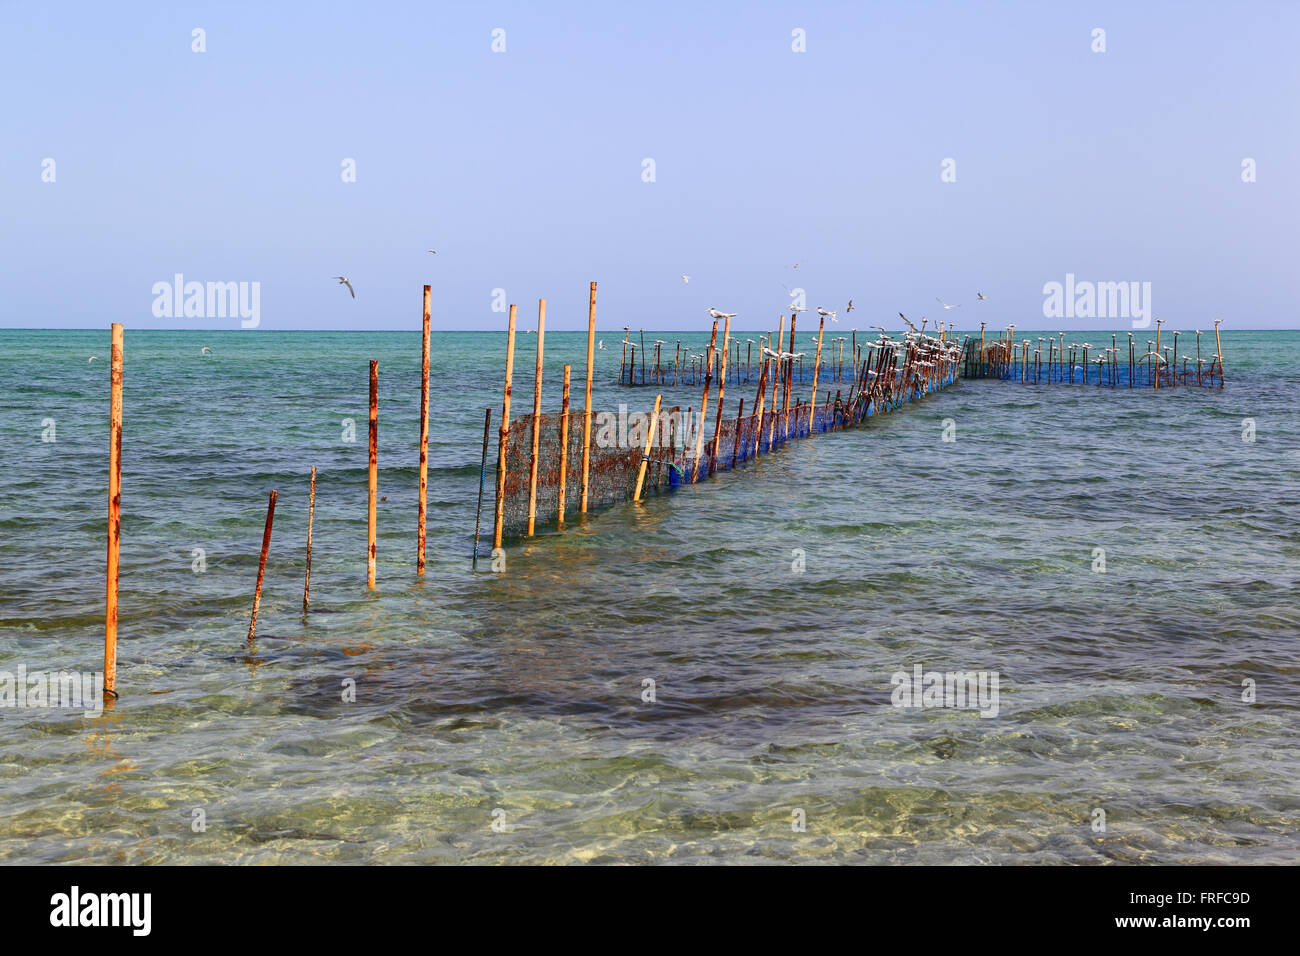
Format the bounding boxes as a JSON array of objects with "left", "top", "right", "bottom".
[{"left": 0, "top": 328, "right": 1297, "bottom": 864}]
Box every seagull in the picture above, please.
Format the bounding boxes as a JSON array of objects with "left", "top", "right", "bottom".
[
  {"left": 976, "top": 292, "right": 987, "bottom": 301},
  {"left": 200, "top": 346, "right": 212, "bottom": 355},
  {"left": 846, "top": 300, "right": 855, "bottom": 313},
  {"left": 899, "top": 314, "right": 917, "bottom": 332},
  {"left": 706, "top": 308, "right": 737, "bottom": 320},
  {"left": 936, "top": 297, "right": 960, "bottom": 310},
  {"left": 816, "top": 308, "right": 837, "bottom": 322},
  {"left": 427, "top": 249, "right": 437, "bottom": 255},
  {"left": 88, "top": 356, "right": 97, "bottom": 362},
  {"left": 334, "top": 276, "right": 355, "bottom": 298},
  {"left": 788, "top": 304, "right": 808, "bottom": 313},
  {"left": 681, "top": 275, "right": 690, "bottom": 284},
  {"left": 598, "top": 340, "right": 607, "bottom": 350}
]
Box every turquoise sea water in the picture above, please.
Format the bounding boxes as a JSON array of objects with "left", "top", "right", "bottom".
[{"left": 1, "top": 327, "right": 1297, "bottom": 864}]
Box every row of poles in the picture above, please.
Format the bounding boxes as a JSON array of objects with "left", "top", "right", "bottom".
[
  {"left": 102, "top": 285, "right": 465, "bottom": 703},
  {"left": 100, "top": 288, "right": 969, "bottom": 701},
  {"left": 495, "top": 302, "right": 969, "bottom": 546},
  {"left": 619, "top": 326, "right": 871, "bottom": 388},
  {"left": 491, "top": 283, "right": 600, "bottom": 546},
  {"left": 964, "top": 320, "right": 1226, "bottom": 389}
]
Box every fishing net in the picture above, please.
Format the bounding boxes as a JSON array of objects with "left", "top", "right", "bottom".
[
  {"left": 962, "top": 338, "right": 1225, "bottom": 388},
  {"left": 494, "top": 335, "right": 966, "bottom": 542}
]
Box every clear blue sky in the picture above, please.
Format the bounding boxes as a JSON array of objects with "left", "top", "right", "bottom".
[{"left": 2, "top": 0, "right": 1297, "bottom": 330}]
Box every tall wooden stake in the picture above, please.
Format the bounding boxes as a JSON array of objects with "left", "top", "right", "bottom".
[
  {"left": 558, "top": 364, "right": 571, "bottom": 524},
  {"left": 248, "top": 490, "right": 277, "bottom": 643},
  {"left": 808, "top": 315, "right": 825, "bottom": 429},
  {"left": 580, "top": 281, "right": 596, "bottom": 513},
  {"left": 367, "top": 360, "right": 378, "bottom": 588},
  {"left": 710, "top": 314, "right": 731, "bottom": 477},
  {"left": 526, "top": 299, "right": 546, "bottom": 535},
  {"left": 473, "top": 408, "right": 491, "bottom": 569},
  {"left": 303, "top": 466, "right": 315, "bottom": 614},
  {"left": 492, "top": 305, "right": 518, "bottom": 549},
  {"left": 692, "top": 321, "right": 718, "bottom": 482},
  {"left": 416, "top": 285, "right": 431, "bottom": 574},
  {"left": 633, "top": 394, "right": 663, "bottom": 501},
  {"left": 104, "top": 322, "right": 123, "bottom": 699}
]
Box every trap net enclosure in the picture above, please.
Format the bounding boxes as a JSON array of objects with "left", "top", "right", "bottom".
[
  {"left": 494, "top": 331, "right": 966, "bottom": 542},
  {"left": 497, "top": 407, "right": 683, "bottom": 538}
]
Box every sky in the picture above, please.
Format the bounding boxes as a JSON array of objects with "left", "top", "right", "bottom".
[{"left": 2, "top": 0, "right": 1298, "bottom": 331}]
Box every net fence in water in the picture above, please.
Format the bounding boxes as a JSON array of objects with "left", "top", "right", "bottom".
[
  {"left": 495, "top": 334, "right": 965, "bottom": 541},
  {"left": 962, "top": 333, "right": 1225, "bottom": 388}
]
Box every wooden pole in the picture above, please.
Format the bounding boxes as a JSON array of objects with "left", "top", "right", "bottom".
[
  {"left": 248, "top": 489, "right": 277, "bottom": 643},
  {"left": 104, "top": 322, "right": 123, "bottom": 699},
  {"left": 492, "top": 304, "right": 518, "bottom": 549},
  {"left": 302, "top": 466, "right": 315, "bottom": 614},
  {"left": 619, "top": 328, "right": 629, "bottom": 384},
  {"left": 416, "top": 285, "right": 431, "bottom": 574},
  {"left": 472, "top": 408, "right": 491, "bottom": 568},
  {"left": 526, "top": 299, "right": 546, "bottom": 535},
  {"left": 558, "top": 364, "right": 571, "bottom": 524},
  {"left": 768, "top": 317, "right": 784, "bottom": 447},
  {"left": 633, "top": 394, "right": 663, "bottom": 501},
  {"left": 367, "top": 360, "right": 378, "bottom": 589},
  {"left": 691, "top": 321, "right": 718, "bottom": 482},
  {"left": 808, "top": 316, "right": 825, "bottom": 430},
  {"left": 1154, "top": 320, "right": 1162, "bottom": 389},
  {"left": 580, "top": 282, "right": 596, "bottom": 513},
  {"left": 710, "top": 314, "right": 731, "bottom": 478},
  {"left": 1214, "top": 319, "right": 1225, "bottom": 388}
]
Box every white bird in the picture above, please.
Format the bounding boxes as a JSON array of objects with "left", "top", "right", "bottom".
[
  {"left": 816, "top": 308, "right": 837, "bottom": 322},
  {"left": 846, "top": 300, "right": 855, "bottom": 313},
  {"left": 976, "top": 292, "right": 987, "bottom": 301},
  {"left": 334, "top": 276, "right": 355, "bottom": 298},
  {"left": 88, "top": 356, "right": 97, "bottom": 362},
  {"left": 899, "top": 313, "right": 917, "bottom": 332},
  {"left": 598, "top": 340, "right": 607, "bottom": 350},
  {"left": 681, "top": 274, "right": 690, "bottom": 284},
  {"left": 936, "top": 297, "right": 960, "bottom": 310},
  {"left": 200, "top": 346, "right": 212, "bottom": 355},
  {"left": 706, "top": 308, "right": 737, "bottom": 320}
]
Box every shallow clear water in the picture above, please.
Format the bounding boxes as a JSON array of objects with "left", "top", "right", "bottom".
[{"left": 1, "top": 328, "right": 1297, "bottom": 864}]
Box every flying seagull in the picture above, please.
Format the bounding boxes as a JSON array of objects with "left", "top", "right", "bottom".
[
  {"left": 976, "top": 292, "right": 987, "bottom": 301},
  {"left": 88, "top": 356, "right": 97, "bottom": 362},
  {"left": 598, "top": 340, "right": 607, "bottom": 350},
  {"left": 846, "top": 300, "right": 855, "bottom": 313},
  {"left": 335, "top": 276, "right": 355, "bottom": 298},
  {"left": 200, "top": 346, "right": 212, "bottom": 354},
  {"left": 936, "top": 297, "right": 960, "bottom": 310},
  {"left": 681, "top": 274, "right": 690, "bottom": 284},
  {"left": 427, "top": 249, "right": 437, "bottom": 255}
]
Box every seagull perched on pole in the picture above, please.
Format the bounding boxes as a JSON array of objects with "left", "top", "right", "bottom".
[
  {"left": 816, "top": 307, "right": 837, "bottom": 322},
  {"left": 334, "top": 276, "right": 355, "bottom": 298},
  {"left": 706, "top": 308, "right": 736, "bottom": 320}
]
